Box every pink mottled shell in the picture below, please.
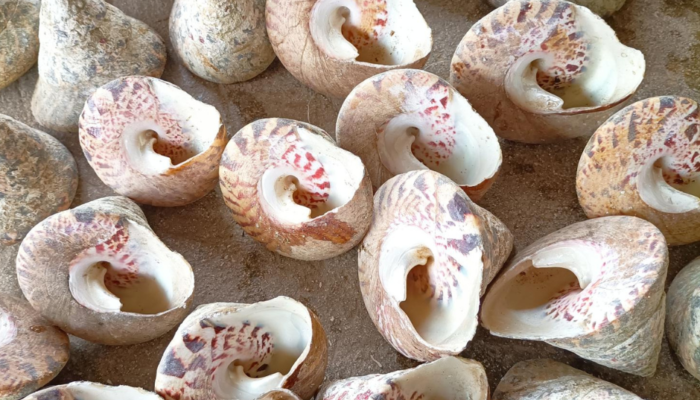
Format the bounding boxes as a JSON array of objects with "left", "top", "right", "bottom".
[
  {"left": 487, "top": 0, "right": 627, "bottom": 18},
  {"left": 666, "top": 257, "right": 700, "bottom": 381},
  {"left": 23, "top": 382, "right": 163, "bottom": 399}
]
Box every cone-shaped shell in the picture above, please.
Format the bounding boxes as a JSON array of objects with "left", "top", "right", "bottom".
[
  {"left": 16, "top": 196, "right": 195, "bottom": 345},
  {"left": 0, "top": 0, "right": 40, "bottom": 90},
  {"left": 486, "top": 0, "right": 627, "bottom": 18},
  {"left": 155, "top": 297, "right": 328, "bottom": 400},
  {"left": 577, "top": 96, "right": 700, "bottom": 246},
  {"left": 337, "top": 69, "right": 502, "bottom": 201},
  {"left": 493, "top": 359, "right": 642, "bottom": 399},
  {"left": 266, "top": 0, "right": 432, "bottom": 98},
  {"left": 170, "top": 0, "right": 275, "bottom": 84},
  {"left": 79, "top": 76, "right": 227, "bottom": 207},
  {"left": 317, "top": 357, "right": 488, "bottom": 400},
  {"left": 0, "top": 296, "right": 69, "bottom": 400},
  {"left": 481, "top": 216, "right": 668, "bottom": 376},
  {"left": 22, "top": 382, "right": 163, "bottom": 399},
  {"left": 0, "top": 114, "right": 78, "bottom": 245},
  {"left": 31, "top": 0, "right": 167, "bottom": 133},
  {"left": 450, "top": 0, "right": 645, "bottom": 143},
  {"left": 359, "top": 170, "right": 513, "bottom": 362},
  {"left": 667, "top": 256, "right": 700, "bottom": 381},
  {"left": 219, "top": 118, "right": 373, "bottom": 261}
]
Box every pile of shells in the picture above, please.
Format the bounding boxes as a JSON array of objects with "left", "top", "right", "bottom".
[{"left": 0, "top": 0, "right": 698, "bottom": 398}]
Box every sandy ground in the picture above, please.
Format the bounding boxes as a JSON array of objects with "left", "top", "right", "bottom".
[{"left": 1, "top": 0, "right": 699, "bottom": 398}]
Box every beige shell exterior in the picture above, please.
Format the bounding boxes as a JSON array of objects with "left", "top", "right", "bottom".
[
  {"left": 577, "top": 96, "right": 700, "bottom": 246},
  {"left": 219, "top": 118, "right": 373, "bottom": 261},
  {"left": 155, "top": 298, "right": 328, "bottom": 400},
  {"left": 0, "top": 0, "right": 40, "bottom": 90},
  {"left": 265, "top": 0, "right": 432, "bottom": 98},
  {"left": 487, "top": 0, "right": 627, "bottom": 18},
  {"left": 0, "top": 114, "right": 78, "bottom": 245},
  {"left": 0, "top": 296, "right": 70, "bottom": 400},
  {"left": 359, "top": 170, "right": 513, "bottom": 362},
  {"left": 482, "top": 216, "right": 668, "bottom": 376},
  {"left": 31, "top": 0, "right": 167, "bottom": 133},
  {"left": 493, "top": 359, "right": 642, "bottom": 399},
  {"left": 170, "top": 0, "right": 275, "bottom": 84},
  {"left": 16, "top": 196, "right": 194, "bottom": 346},
  {"left": 450, "top": 0, "right": 642, "bottom": 143},
  {"left": 666, "top": 257, "right": 700, "bottom": 381},
  {"left": 22, "top": 382, "right": 163, "bottom": 399},
  {"left": 336, "top": 69, "right": 501, "bottom": 201},
  {"left": 79, "top": 76, "right": 228, "bottom": 207}
]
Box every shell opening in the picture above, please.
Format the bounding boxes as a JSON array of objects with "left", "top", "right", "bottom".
[
  {"left": 394, "top": 357, "right": 488, "bottom": 399},
  {"left": 261, "top": 127, "right": 365, "bottom": 224},
  {"left": 377, "top": 92, "right": 501, "bottom": 187},
  {"left": 380, "top": 226, "right": 480, "bottom": 349},
  {"left": 49, "top": 382, "right": 162, "bottom": 399},
  {"left": 68, "top": 221, "right": 194, "bottom": 315},
  {"left": 309, "top": 0, "right": 431, "bottom": 65},
  {"left": 482, "top": 241, "right": 602, "bottom": 339},
  {"left": 504, "top": 6, "right": 644, "bottom": 114},
  {"left": 0, "top": 307, "right": 17, "bottom": 348},
  {"left": 638, "top": 156, "right": 700, "bottom": 214}
]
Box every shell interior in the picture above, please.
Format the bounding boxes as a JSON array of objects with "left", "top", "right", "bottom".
[
  {"left": 122, "top": 79, "right": 221, "bottom": 175},
  {"left": 310, "top": 0, "right": 431, "bottom": 65},
  {"left": 261, "top": 127, "right": 365, "bottom": 224},
  {"left": 380, "top": 224, "right": 482, "bottom": 349},
  {"left": 0, "top": 306, "right": 16, "bottom": 348},
  {"left": 391, "top": 357, "right": 487, "bottom": 399},
  {"left": 68, "top": 220, "right": 194, "bottom": 315},
  {"left": 33, "top": 382, "right": 162, "bottom": 400},
  {"left": 638, "top": 158, "right": 700, "bottom": 213},
  {"left": 377, "top": 89, "right": 500, "bottom": 187},
  {"left": 505, "top": 6, "right": 644, "bottom": 114}
]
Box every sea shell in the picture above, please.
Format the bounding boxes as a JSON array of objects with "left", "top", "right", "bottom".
[
  {"left": 22, "top": 382, "right": 163, "bottom": 400},
  {"left": 493, "top": 359, "right": 642, "bottom": 399},
  {"left": 450, "top": 0, "right": 645, "bottom": 143},
  {"left": 16, "top": 196, "right": 195, "bottom": 345},
  {"left": 667, "top": 256, "right": 700, "bottom": 381},
  {"left": 0, "top": 114, "right": 78, "bottom": 245},
  {"left": 336, "top": 69, "right": 502, "bottom": 201},
  {"left": 481, "top": 216, "right": 668, "bottom": 376},
  {"left": 155, "top": 297, "right": 327, "bottom": 400},
  {"left": 31, "top": 0, "right": 167, "bottom": 133},
  {"left": 0, "top": 296, "right": 69, "bottom": 400},
  {"left": 79, "top": 76, "right": 227, "bottom": 207},
  {"left": 0, "top": 0, "right": 40, "bottom": 90},
  {"left": 486, "top": 0, "right": 627, "bottom": 18},
  {"left": 317, "top": 357, "right": 488, "bottom": 400},
  {"left": 170, "top": 0, "right": 275, "bottom": 83},
  {"left": 577, "top": 96, "right": 700, "bottom": 246},
  {"left": 266, "top": 0, "right": 432, "bottom": 97},
  {"left": 219, "top": 118, "right": 373, "bottom": 260},
  {"left": 359, "top": 170, "right": 513, "bottom": 361}
]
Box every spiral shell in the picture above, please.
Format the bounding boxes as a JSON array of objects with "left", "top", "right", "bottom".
[
  {"left": 667, "top": 256, "right": 700, "bottom": 381},
  {"left": 0, "top": 0, "right": 40, "bottom": 90},
  {"left": 487, "top": 0, "right": 627, "bottom": 18},
  {"left": 23, "top": 382, "right": 163, "bottom": 400}
]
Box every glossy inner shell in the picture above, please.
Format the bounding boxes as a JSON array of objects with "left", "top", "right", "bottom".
[
  {"left": 393, "top": 357, "right": 486, "bottom": 399},
  {"left": 380, "top": 226, "right": 481, "bottom": 349},
  {"left": 119, "top": 79, "right": 221, "bottom": 174},
  {"left": 505, "top": 5, "right": 644, "bottom": 114},
  {"left": 377, "top": 88, "right": 500, "bottom": 187},
  {"left": 261, "top": 127, "right": 365, "bottom": 223},
  {"left": 34, "top": 383, "right": 162, "bottom": 399},
  {"left": 68, "top": 220, "right": 193, "bottom": 315},
  {"left": 310, "top": 0, "right": 431, "bottom": 65},
  {"left": 0, "top": 306, "right": 16, "bottom": 348}
]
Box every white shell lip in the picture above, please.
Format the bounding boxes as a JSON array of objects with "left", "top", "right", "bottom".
[
  {"left": 638, "top": 157, "right": 700, "bottom": 214},
  {"left": 24, "top": 382, "right": 162, "bottom": 399},
  {"left": 309, "top": 0, "right": 432, "bottom": 67}
]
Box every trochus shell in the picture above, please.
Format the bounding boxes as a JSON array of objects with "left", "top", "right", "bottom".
[
  {"left": 0, "top": 0, "right": 40, "bottom": 90},
  {"left": 667, "top": 257, "right": 700, "bottom": 381},
  {"left": 487, "top": 0, "right": 627, "bottom": 17}
]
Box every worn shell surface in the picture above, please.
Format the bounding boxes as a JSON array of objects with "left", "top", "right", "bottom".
[
  {"left": 155, "top": 297, "right": 328, "bottom": 400},
  {"left": 450, "top": 0, "right": 645, "bottom": 143},
  {"left": 667, "top": 256, "right": 700, "bottom": 381},
  {"left": 266, "top": 0, "right": 432, "bottom": 98},
  {"left": 0, "top": 115, "right": 78, "bottom": 245},
  {"left": 317, "top": 357, "right": 488, "bottom": 400},
  {"left": 0, "top": 0, "right": 40, "bottom": 90},
  {"left": 577, "top": 96, "right": 700, "bottom": 246},
  {"left": 16, "top": 196, "right": 195, "bottom": 346},
  {"left": 31, "top": 0, "right": 167, "bottom": 133},
  {"left": 487, "top": 0, "right": 627, "bottom": 18},
  {"left": 22, "top": 382, "right": 163, "bottom": 399},
  {"left": 170, "top": 0, "right": 275, "bottom": 84},
  {"left": 337, "top": 69, "right": 502, "bottom": 201},
  {"left": 219, "top": 118, "right": 373, "bottom": 261},
  {"left": 79, "top": 76, "right": 227, "bottom": 207},
  {"left": 481, "top": 216, "right": 668, "bottom": 376},
  {"left": 359, "top": 170, "right": 513, "bottom": 362},
  {"left": 493, "top": 359, "right": 642, "bottom": 399},
  {"left": 0, "top": 296, "right": 69, "bottom": 400}
]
